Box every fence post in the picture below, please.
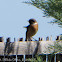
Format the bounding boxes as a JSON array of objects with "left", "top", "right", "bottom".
[
  {"left": 54, "top": 54, "right": 56, "bottom": 62},
  {"left": 16, "top": 55, "right": 17, "bottom": 62},
  {"left": 14, "top": 38, "right": 16, "bottom": 42},
  {"left": 50, "top": 35, "right": 52, "bottom": 41},
  {"left": 24, "top": 55, "right": 25, "bottom": 62},
  {"left": 46, "top": 54, "right": 48, "bottom": 62},
  {"left": 46, "top": 36, "right": 49, "bottom": 41},
  {"left": 4, "top": 54, "right": 5, "bottom": 62},
  {"left": 41, "top": 38, "right": 44, "bottom": 41},
  {"left": 7, "top": 37, "right": 10, "bottom": 42},
  {"left": 56, "top": 36, "right": 60, "bottom": 41},
  {"left": 39, "top": 37, "right": 41, "bottom": 41},
  {"left": 0, "top": 37, "right": 4, "bottom": 42},
  {"left": 18, "top": 38, "right": 23, "bottom": 41}
]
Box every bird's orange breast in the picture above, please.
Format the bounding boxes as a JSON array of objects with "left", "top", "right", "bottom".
[{"left": 27, "top": 23, "right": 38, "bottom": 38}]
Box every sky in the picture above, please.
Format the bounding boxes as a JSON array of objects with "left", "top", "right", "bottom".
[{"left": 0, "top": 0, "right": 62, "bottom": 42}]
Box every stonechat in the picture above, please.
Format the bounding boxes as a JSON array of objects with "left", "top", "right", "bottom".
[{"left": 24, "top": 19, "right": 38, "bottom": 41}]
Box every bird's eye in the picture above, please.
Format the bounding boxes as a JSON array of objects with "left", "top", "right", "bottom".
[{"left": 32, "top": 20, "right": 35, "bottom": 22}]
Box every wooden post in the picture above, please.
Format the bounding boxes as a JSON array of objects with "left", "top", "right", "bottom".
[
  {"left": 50, "top": 35, "right": 52, "bottom": 41},
  {"left": 14, "top": 38, "right": 16, "bottom": 42},
  {"left": 41, "top": 38, "right": 44, "bottom": 41},
  {"left": 39, "top": 37, "right": 41, "bottom": 41},
  {"left": 7, "top": 37, "right": 10, "bottom": 42},
  {"left": 19, "top": 38, "right": 23, "bottom": 41},
  {"left": 46, "top": 36, "right": 49, "bottom": 41},
  {"left": 0, "top": 37, "right": 4, "bottom": 42},
  {"left": 56, "top": 36, "right": 60, "bottom": 41}
]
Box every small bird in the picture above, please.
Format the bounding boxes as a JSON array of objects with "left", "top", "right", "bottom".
[{"left": 24, "top": 19, "right": 38, "bottom": 41}]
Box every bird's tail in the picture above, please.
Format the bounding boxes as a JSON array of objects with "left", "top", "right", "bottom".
[{"left": 23, "top": 26, "right": 27, "bottom": 28}]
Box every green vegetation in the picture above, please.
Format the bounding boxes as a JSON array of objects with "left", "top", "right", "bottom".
[
  {"left": 48, "top": 41, "right": 62, "bottom": 54},
  {"left": 27, "top": 55, "right": 46, "bottom": 62},
  {"left": 27, "top": 55, "right": 53, "bottom": 62},
  {"left": 24, "top": 0, "right": 62, "bottom": 27}
]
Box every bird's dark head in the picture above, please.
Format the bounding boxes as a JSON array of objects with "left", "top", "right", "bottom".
[{"left": 28, "top": 19, "right": 37, "bottom": 24}]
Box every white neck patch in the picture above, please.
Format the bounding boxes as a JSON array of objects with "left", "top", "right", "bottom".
[{"left": 33, "top": 23, "right": 38, "bottom": 25}]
